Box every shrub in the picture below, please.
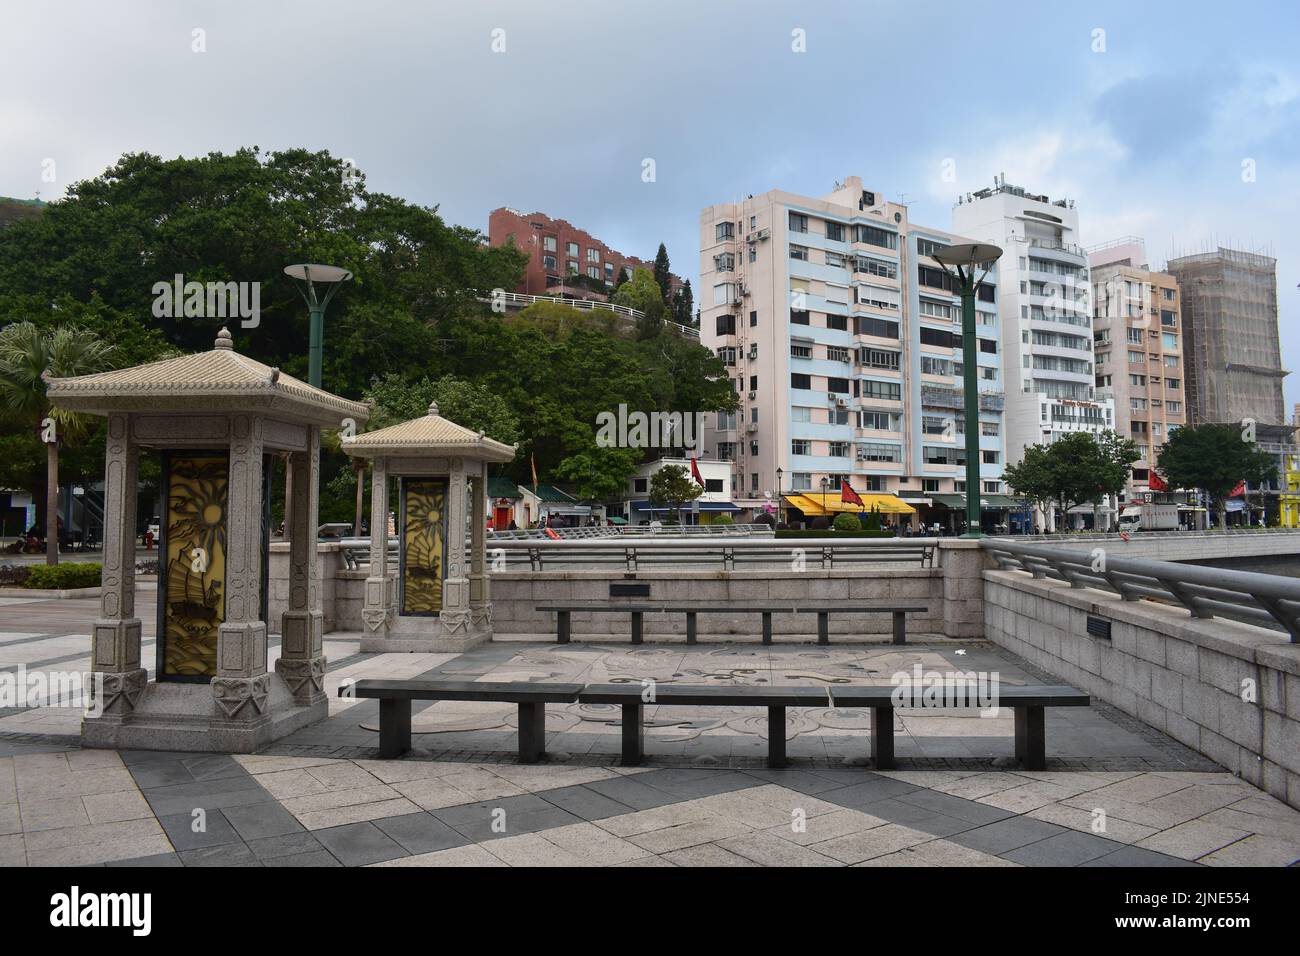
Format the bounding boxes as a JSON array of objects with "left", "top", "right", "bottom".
[
  {"left": 810, "top": 516, "right": 831, "bottom": 530},
  {"left": 711, "top": 515, "right": 734, "bottom": 526},
  {"left": 861, "top": 505, "right": 884, "bottom": 531},
  {"left": 0, "top": 565, "right": 32, "bottom": 586},
  {"left": 23, "top": 563, "right": 102, "bottom": 590},
  {"left": 832, "top": 513, "right": 861, "bottom": 532}
]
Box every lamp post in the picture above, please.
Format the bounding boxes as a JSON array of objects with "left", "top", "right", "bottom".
[
  {"left": 284, "top": 264, "right": 353, "bottom": 388},
  {"left": 820, "top": 475, "right": 829, "bottom": 521},
  {"left": 930, "top": 242, "right": 1003, "bottom": 539},
  {"left": 775, "top": 467, "right": 783, "bottom": 526}
]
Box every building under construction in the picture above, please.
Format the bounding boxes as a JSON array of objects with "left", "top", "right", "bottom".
[{"left": 1166, "top": 247, "right": 1287, "bottom": 426}]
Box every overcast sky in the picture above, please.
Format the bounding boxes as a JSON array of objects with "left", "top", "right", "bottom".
[{"left": 4, "top": 0, "right": 1299, "bottom": 409}]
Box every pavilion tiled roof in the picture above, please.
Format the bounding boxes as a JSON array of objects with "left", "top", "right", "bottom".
[
  {"left": 44, "top": 327, "right": 370, "bottom": 426},
  {"left": 341, "top": 401, "right": 516, "bottom": 462}
]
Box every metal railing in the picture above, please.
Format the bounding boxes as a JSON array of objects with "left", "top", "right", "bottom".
[
  {"left": 339, "top": 535, "right": 936, "bottom": 572},
  {"left": 999, "top": 528, "right": 1300, "bottom": 544},
  {"left": 485, "top": 523, "right": 774, "bottom": 540},
  {"left": 981, "top": 538, "right": 1300, "bottom": 642},
  {"left": 474, "top": 291, "right": 699, "bottom": 339}
]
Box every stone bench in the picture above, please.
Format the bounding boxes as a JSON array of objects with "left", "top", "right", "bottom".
[
  {"left": 828, "top": 684, "right": 1090, "bottom": 771},
  {"left": 339, "top": 679, "right": 584, "bottom": 761},
  {"left": 534, "top": 602, "right": 928, "bottom": 645}
]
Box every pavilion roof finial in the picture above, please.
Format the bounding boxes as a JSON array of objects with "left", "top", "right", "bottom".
[
  {"left": 214, "top": 327, "right": 234, "bottom": 350},
  {"left": 428, "top": 400, "right": 440, "bottom": 417}
]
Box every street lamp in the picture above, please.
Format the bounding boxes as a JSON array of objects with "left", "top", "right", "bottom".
[
  {"left": 284, "top": 263, "right": 353, "bottom": 388},
  {"left": 930, "top": 242, "right": 1003, "bottom": 539},
  {"left": 775, "top": 467, "right": 783, "bottom": 526},
  {"left": 820, "top": 475, "right": 830, "bottom": 521}
]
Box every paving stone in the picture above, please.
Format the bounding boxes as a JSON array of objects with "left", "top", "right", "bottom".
[
  {"left": 626, "top": 816, "right": 753, "bottom": 854},
  {"left": 529, "top": 821, "right": 649, "bottom": 866},
  {"left": 313, "top": 821, "right": 408, "bottom": 867},
  {"left": 1136, "top": 819, "right": 1254, "bottom": 861},
  {"left": 582, "top": 774, "right": 683, "bottom": 810},
  {"left": 443, "top": 805, "right": 583, "bottom": 843},
  {"left": 1196, "top": 834, "right": 1300, "bottom": 867},
  {"left": 178, "top": 843, "right": 263, "bottom": 867},
  {"left": 810, "top": 823, "right": 933, "bottom": 864},
  {"left": 268, "top": 849, "right": 344, "bottom": 867},
  {"left": 950, "top": 816, "right": 1069, "bottom": 855},
  {"left": 1001, "top": 830, "right": 1123, "bottom": 867},
  {"left": 661, "top": 843, "right": 758, "bottom": 867},
  {"left": 537, "top": 784, "right": 635, "bottom": 821},
  {"left": 369, "top": 843, "right": 506, "bottom": 867},
  {"left": 373, "top": 812, "right": 470, "bottom": 855},
  {"left": 1082, "top": 845, "right": 1200, "bottom": 867},
  {"left": 221, "top": 801, "right": 305, "bottom": 841},
  {"left": 105, "top": 853, "right": 183, "bottom": 867},
  {"left": 719, "top": 830, "right": 842, "bottom": 867},
  {"left": 245, "top": 831, "right": 330, "bottom": 861},
  {"left": 817, "top": 774, "right": 922, "bottom": 808},
  {"left": 895, "top": 788, "right": 1016, "bottom": 824},
  {"left": 158, "top": 809, "right": 241, "bottom": 851}
]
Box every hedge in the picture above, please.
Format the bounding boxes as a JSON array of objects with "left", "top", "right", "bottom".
[
  {"left": 774, "top": 529, "right": 896, "bottom": 538},
  {"left": 20, "top": 563, "right": 103, "bottom": 590}
]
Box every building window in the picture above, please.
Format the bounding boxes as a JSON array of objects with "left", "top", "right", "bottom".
[
  {"left": 826, "top": 221, "right": 845, "bottom": 242},
  {"left": 790, "top": 244, "right": 809, "bottom": 261},
  {"left": 854, "top": 224, "right": 898, "bottom": 249},
  {"left": 792, "top": 473, "right": 812, "bottom": 491},
  {"left": 829, "top": 441, "right": 850, "bottom": 457},
  {"left": 791, "top": 373, "right": 812, "bottom": 390},
  {"left": 858, "top": 442, "right": 901, "bottom": 462},
  {"left": 714, "top": 252, "right": 735, "bottom": 272},
  {"left": 791, "top": 344, "right": 812, "bottom": 359},
  {"left": 789, "top": 212, "right": 808, "bottom": 233},
  {"left": 790, "top": 310, "right": 810, "bottom": 325},
  {"left": 922, "top": 479, "right": 940, "bottom": 493},
  {"left": 716, "top": 222, "right": 734, "bottom": 241},
  {"left": 587, "top": 248, "right": 600, "bottom": 263},
  {"left": 716, "top": 314, "right": 736, "bottom": 336},
  {"left": 566, "top": 242, "right": 579, "bottom": 258},
  {"left": 860, "top": 380, "right": 901, "bottom": 401},
  {"left": 827, "top": 346, "right": 851, "bottom": 363},
  {"left": 856, "top": 316, "right": 900, "bottom": 339},
  {"left": 792, "top": 439, "right": 812, "bottom": 456},
  {"left": 1166, "top": 378, "right": 1180, "bottom": 390},
  {"left": 543, "top": 255, "right": 556, "bottom": 270},
  {"left": 858, "top": 411, "right": 898, "bottom": 430}
]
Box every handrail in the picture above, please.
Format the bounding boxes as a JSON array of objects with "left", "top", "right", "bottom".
[
  {"left": 980, "top": 538, "right": 1300, "bottom": 642},
  {"left": 338, "top": 535, "right": 938, "bottom": 572},
  {"left": 474, "top": 291, "right": 699, "bottom": 339}
]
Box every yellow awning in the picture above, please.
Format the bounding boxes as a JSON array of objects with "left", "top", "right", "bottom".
[{"left": 783, "top": 493, "right": 915, "bottom": 516}]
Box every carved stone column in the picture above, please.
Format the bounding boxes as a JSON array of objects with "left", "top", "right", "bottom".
[
  {"left": 439, "top": 460, "right": 470, "bottom": 634},
  {"left": 468, "top": 461, "right": 491, "bottom": 632},
  {"left": 89, "top": 413, "right": 146, "bottom": 718},
  {"left": 361, "top": 456, "right": 393, "bottom": 638},
  {"left": 213, "top": 414, "right": 270, "bottom": 721},
  {"left": 276, "top": 425, "right": 325, "bottom": 706}
]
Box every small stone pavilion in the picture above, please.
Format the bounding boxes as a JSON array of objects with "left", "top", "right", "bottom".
[
  {"left": 341, "top": 402, "right": 515, "bottom": 654},
  {"left": 46, "top": 328, "right": 368, "bottom": 752}
]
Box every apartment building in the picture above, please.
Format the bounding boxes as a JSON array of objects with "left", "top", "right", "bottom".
[
  {"left": 1087, "top": 238, "right": 1186, "bottom": 497},
  {"left": 488, "top": 207, "right": 683, "bottom": 298},
  {"left": 1165, "top": 247, "right": 1286, "bottom": 427},
  {"left": 951, "top": 179, "right": 1115, "bottom": 475},
  {"left": 698, "top": 176, "right": 1009, "bottom": 527}
]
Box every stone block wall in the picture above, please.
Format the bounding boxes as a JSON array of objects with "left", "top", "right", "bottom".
[{"left": 984, "top": 568, "right": 1300, "bottom": 810}]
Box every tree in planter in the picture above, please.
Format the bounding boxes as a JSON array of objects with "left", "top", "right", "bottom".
[
  {"left": 0, "top": 323, "right": 115, "bottom": 564},
  {"left": 1157, "top": 423, "right": 1277, "bottom": 529},
  {"left": 649, "top": 464, "right": 702, "bottom": 525},
  {"left": 833, "top": 512, "right": 860, "bottom": 532}
]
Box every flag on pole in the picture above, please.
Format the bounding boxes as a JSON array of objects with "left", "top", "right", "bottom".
[
  {"left": 530, "top": 452, "right": 538, "bottom": 493},
  {"left": 1148, "top": 470, "right": 1168, "bottom": 492},
  {"left": 840, "top": 479, "right": 863, "bottom": 508},
  {"left": 690, "top": 456, "right": 705, "bottom": 487},
  {"left": 1230, "top": 479, "right": 1246, "bottom": 497}
]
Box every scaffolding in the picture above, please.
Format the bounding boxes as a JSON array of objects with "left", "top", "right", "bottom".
[{"left": 1167, "top": 248, "right": 1286, "bottom": 426}]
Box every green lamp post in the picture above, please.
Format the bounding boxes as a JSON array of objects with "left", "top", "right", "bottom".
[
  {"left": 930, "top": 242, "right": 1003, "bottom": 539},
  {"left": 284, "top": 263, "right": 353, "bottom": 387}
]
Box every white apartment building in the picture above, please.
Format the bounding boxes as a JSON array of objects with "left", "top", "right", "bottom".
[
  {"left": 698, "top": 176, "right": 1012, "bottom": 529},
  {"left": 951, "top": 179, "right": 1115, "bottom": 484}
]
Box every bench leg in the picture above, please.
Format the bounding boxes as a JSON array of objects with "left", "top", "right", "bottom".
[
  {"left": 631, "top": 611, "right": 643, "bottom": 645},
  {"left": 762, "top": 611, "right": 772, "bottom": 645},
  {"left": 517, "top": 702, "right": 546, "bottom": 764},
  {"left": 1014, "top": 705, "right": 1046, "bottom": 770},
  {"left": 767, "top": 705, "right": 787, "bottom": 769},
  {"left": 871, "top": 706, "right": 895, "bottom": 770},
  {"left": 557, "top": 610, "right": 570, "bottom": 644},
  {"left": 892, "top": 611, "right": 906, "bottom": 646},
  {"left": 620, "top": 703, "right": 644, "bottom": 766},
  {"left": 817, "top": 611, "right": 829, "bottom": 645},
  {"left": 686, "top": 611, "right": 697, "bottom": 645},
  {"left": 378, "top": 698, "right": 412, "bottom": 759}
]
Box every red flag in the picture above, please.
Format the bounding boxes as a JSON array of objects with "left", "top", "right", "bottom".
[
  {"left": 689, "top": 456, "right": 705, "bottom": 487},
  {"left": 840, "top": 479, "right": 864, "bottom": 507},
  {"left": 1148, "top": 470, "right": 1168, "bottom": 492},
  {"left": 1230, "top": 480, "right": 1246, "bottom": 497},
  {"left": 530, "top": 452, "right": 538, "bottom": 492}
]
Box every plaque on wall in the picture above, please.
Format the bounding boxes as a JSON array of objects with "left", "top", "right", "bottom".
[
  {"left": 158, "top": 452, "right": 229, "bottom": 681},
  {"left": 400, "top": 478, "right": 447, "bottom": 615}
]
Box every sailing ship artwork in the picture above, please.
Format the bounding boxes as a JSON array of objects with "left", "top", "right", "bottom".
[
  {"left": 160, "top": 454, "right": 229, "bottom": 679},
  {"left": 401, "top": 479, "right": 446, "bottom": 615}
]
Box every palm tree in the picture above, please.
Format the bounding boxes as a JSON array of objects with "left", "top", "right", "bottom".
[{"left": 0, "top": 323, "right": 115, "bottom": 565}]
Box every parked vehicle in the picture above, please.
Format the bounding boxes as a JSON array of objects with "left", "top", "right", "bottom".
[{"left": 1118, "top": 502, "right": 1179, "bottom": 532}]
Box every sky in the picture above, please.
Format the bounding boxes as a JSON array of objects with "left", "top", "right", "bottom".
[{"left": 3, "top": 0, "right": 1299, "bottom": 409}]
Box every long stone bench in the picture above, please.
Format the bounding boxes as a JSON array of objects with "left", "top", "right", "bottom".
[
  {"left": 339, "top": 680, "right": 584, "bottom": 761},
  {"left": 534, "top": 602, "right": 928, "bottom": 645},
  {"left": 342, "top": 679, "right": 1089, "bottom": 771}
]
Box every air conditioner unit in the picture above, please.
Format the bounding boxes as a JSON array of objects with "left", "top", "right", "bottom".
[
  {"left": 748, "top": 344, "right": 758, "bottom": 360},
  {"left": 827, "top": 393, "right": 838, "bottom": 404},
  {"left": 746, "top": 228, "right": 770, "bottom": 242},
  {"left": 748, "top": 391, "right": 757, "bottom": 400},
  {"left": 836, "top": 398, "right": 849, "bottom": 409},
  {"left": 746, "top": 422, "right": 758, "bottom": 433}
]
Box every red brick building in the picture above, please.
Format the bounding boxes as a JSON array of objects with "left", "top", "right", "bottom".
[{"left": 488, "top": 207, "right": 683, "bottom": 299}]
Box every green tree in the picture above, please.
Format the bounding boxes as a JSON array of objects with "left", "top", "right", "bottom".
[
  {"left": 612, "top": 267, "right": 666, "bottom": 340},
  {"left": 649, "top": 464, "right": 702, "bottom": 525},
  {"left": 551, "top": 444, "right": 642, "bottom": 503},
  {"left": 652, "top": 243, "right": 672, "bottom": 303},
  {"left": 1003, "top": 444, "right": 1059, "bottom": 533},
  {"left": 0, "top": 323, "right": 116, "bottom": 563},
  {"left": 363, "top": 373, "right": 521, "bottom": 445},
  {"left": 1157, "top": 423, "right": 1278, "bottom": 528},
  {"left": 671, "top": 279, "right": 695, "bottom": 328}
]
